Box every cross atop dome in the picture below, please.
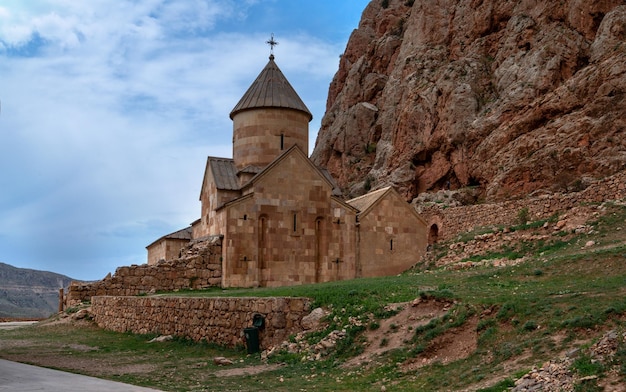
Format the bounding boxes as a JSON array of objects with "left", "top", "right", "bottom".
[{"left": 266, "top": 33, "right": 278, "bottom": 59}]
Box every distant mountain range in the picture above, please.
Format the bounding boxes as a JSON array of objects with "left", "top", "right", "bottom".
[{"left": 0, "top": 262, "right": 74, "bottom": 319}]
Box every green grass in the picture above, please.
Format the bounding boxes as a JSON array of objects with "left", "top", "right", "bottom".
[
  {"left": 571, "top": 354, "right": 605, "bottom": 377},
  {"left": 1, "top": 203, "right": 625, "bottom": 391}
]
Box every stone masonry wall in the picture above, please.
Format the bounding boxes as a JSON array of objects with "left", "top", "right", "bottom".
[
  {"left": 66, "top": 236, "right": 223, "bottom": 307},
  {"left": 91, "top": 296, "right": 311, "bottom": 349},
  {"left": 419, "top": 171, "right": 626, "bottom": 241}
]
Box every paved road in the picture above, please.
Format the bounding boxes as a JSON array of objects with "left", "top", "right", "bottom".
[
  {"left": 0, "top": 359, "right": 163, "bottom": 392},
  {"left": 0, "top": 321, "right": 38, "bottom": 330}
]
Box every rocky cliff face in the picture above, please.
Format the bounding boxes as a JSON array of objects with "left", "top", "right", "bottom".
[{"left": 311, "top": 0, "right": 626, "bottom": 201}]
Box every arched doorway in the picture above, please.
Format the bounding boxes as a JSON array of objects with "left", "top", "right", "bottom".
[{"left": 428, "top": 224, "right": 439, "bottom": 245}]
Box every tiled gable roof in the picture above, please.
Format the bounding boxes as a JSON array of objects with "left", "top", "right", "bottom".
[
  {"left": 347, "top": 187, "right": 392, "bottom": 213},
  {"left": 164, "top": 227, "right": 193, "bottom": 240},
  {"left": 208, "top": 157, "right": 239, "bottom": 190},
  {"left": 146, "top": 227, "right": 192, "bottom": 248}
]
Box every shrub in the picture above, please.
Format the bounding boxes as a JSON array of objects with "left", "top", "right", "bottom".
[
  {"left": 616, "top": 343, "right": 626, "bottom": 377},
  {"left": 522, "top": 320, "right": 538, "bottom": 331},
  {"left": 419, "top": 288, "right": 455, "bottom": 300},
  {"left": 476, "top": 318, "right": 496, "bottom": 332},
  {"left": 364, "top": 142, "right": 377, "bottom": 154},
  {"left": 478, "top": 326, "right": 497, "bottom": 345},
  {"left": 496, "top": 303, "right": 516, "bottom": 321},
  {"left": 517, "top": 207, "right": 530, "bottom": 225},
  {"left": 562, "top": 315, "right": 597, "bottom": 329}
]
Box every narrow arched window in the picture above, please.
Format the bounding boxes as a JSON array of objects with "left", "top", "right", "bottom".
[
  {"left": 293, "top": 213, "right": 298, "bottom": 233},
  {"left": 280, "top": 134, "right": 284, "bottom": 150},
  {"left": 390, "top": 239, "right": 393, "bottom": 251},
  {"left": 258, "top": 215, "right": 267, "bottom": 270}
]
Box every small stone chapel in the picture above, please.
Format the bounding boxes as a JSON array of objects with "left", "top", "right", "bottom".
[{"left": 146, "top": 52, "right": 428, "bottom": 288}]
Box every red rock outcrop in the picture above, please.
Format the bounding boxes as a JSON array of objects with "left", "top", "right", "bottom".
[{"left": 311, "top": 0, "right": 626, "bottom": 201}]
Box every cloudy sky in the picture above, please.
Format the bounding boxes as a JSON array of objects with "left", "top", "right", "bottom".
[{"left": 0, "top": 0, "right": 370, "bottom": 281}]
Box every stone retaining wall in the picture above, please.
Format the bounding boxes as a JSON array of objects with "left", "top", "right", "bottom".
[
  {"left": 91, "top": 296, "right": 311, "bottom": 349},
  {"left": 419, "top": 171, "right": 625, "bottom": 241},
  {"left": 66, "top": 237, "right": 223, "bottom": 307}
]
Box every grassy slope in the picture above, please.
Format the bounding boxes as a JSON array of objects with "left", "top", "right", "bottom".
[{"left": 0, "top": 203, "right": 624, "bottom": 391}]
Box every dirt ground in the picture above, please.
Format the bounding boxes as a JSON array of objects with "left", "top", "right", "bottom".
[{"left": 343, "top": 298, "right": 478, "bottom": 371}]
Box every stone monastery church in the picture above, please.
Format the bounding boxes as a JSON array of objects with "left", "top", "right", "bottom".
[{"left": 146, "top": 53, "right": 428, "bottom": 288}]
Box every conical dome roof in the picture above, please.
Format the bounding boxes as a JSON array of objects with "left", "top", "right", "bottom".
[{"left": 229, "top": 55, "right": 312, "bottom": 120}]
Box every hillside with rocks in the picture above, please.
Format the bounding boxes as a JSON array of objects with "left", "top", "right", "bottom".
[
  {"left": 0, "top": 262, "right": 73, "bottom": 319},
  {"left": 311, "top": 0, "right": 626, "bottom": 201}
]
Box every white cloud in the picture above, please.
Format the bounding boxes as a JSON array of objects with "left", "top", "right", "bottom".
[{"left": 0, "top": 0, "right": 363, "bottom": 280}]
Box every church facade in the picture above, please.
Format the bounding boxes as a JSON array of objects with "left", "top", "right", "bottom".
[{"left": 147, "top": 54, "right": 428, "bottom": 288}]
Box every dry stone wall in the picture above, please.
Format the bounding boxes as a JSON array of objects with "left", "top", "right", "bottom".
[
  {"left": 91, "top": 296, "right": 311, "bottom": 349},
  {"left": 66, "top": 237, "right": 223, "bottom": 307},
  {"left": 419, "top": 171, "right": 626, "bottom": 241}
]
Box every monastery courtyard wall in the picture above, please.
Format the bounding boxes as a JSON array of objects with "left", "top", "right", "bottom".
[
  {"left": 419, "top": 170, "right": 626, "bottom": 242},
  {"left": 66, "top": 236, "right": 223, "bottom": 307},
  {"left": 91, "top": 296, "right": 311, "bottom": 349}
]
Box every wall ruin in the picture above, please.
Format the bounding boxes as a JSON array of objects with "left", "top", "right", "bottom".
[
  {"left": 66, "top": 236, "right": 223, "bottom": 307},
  {"left": 418, "top": 171, "right": 626, "bottom": 242}
]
